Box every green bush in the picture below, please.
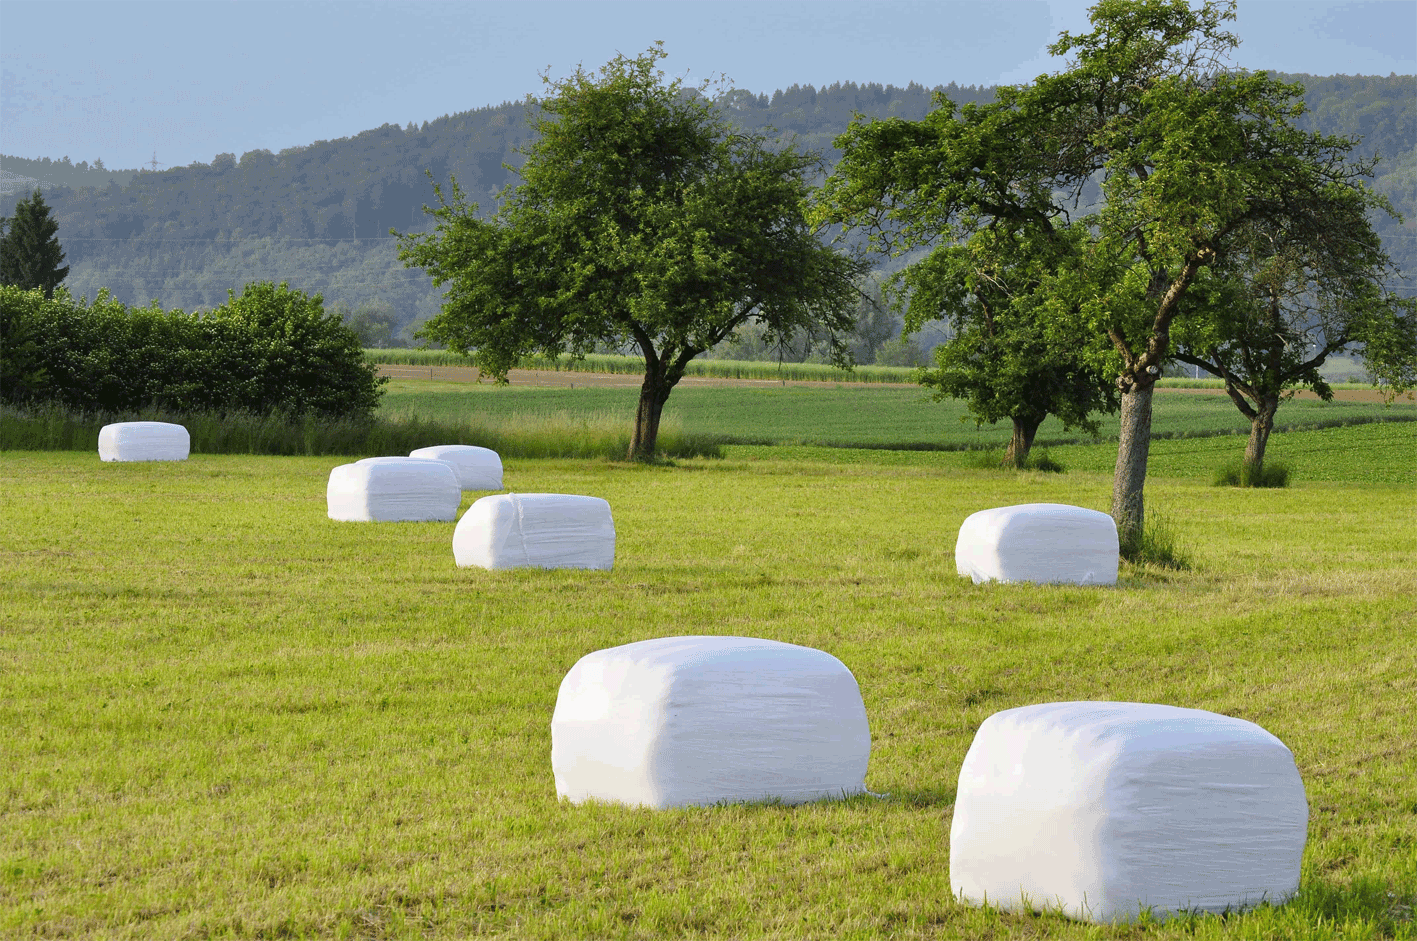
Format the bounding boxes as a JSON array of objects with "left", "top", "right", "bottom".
[
  {"left": 1214, "top": 460, "right": 1292, "bottom": 488},
  {"left": 0, "top": 282, "right": 384, "bottom": 419}
]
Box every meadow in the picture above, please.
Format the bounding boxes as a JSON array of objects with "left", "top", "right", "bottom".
[{"left": 2, "top": 381, "right": 1415, "bottom": 939}]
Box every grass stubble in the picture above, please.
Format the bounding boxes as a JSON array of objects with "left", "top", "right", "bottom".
[{"left": 1, "top": 431, "right": 1414, "bottom": 937}]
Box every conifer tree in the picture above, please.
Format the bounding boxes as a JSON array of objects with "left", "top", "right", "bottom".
[{"left": 0, "top": 189, "right": 70, "bottom": 298}]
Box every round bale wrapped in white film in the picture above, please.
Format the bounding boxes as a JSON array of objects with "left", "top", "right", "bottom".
[
  {"left": 98, "top": 421, "right": 190, "bottom": 462},
  {"left": 955, "top": 503, "right": 1118, "bottom": 585},
  {"left": 326, "top": 457, "right": 461, "bottom": 522},
  {"left": 453, "top": 493, "right": 614, "bottom": 570},
  {"left": 409, "top": 444, "right": 503, "bottom": 491},
  {"left": 552, "top": 635, "right": 872, "bottom": 809},
  {"left": 950, "top": 701, "right": 1308, "bottom": 924}
]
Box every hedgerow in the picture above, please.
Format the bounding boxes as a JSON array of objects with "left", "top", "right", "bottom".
[{"left": 0, "top": 281, "right": 384, "bottom": 419}]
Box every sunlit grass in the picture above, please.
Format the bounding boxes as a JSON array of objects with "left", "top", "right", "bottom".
[{"left": 2, "top": 435, "right": 1414, "bottom": 938}]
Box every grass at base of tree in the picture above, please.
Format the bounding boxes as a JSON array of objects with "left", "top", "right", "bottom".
[
  {"left": 962, "top": 447, "right": 1066, "bottom": 473},
  {"left": 0, "top": 404, "right": 722, "bottom": 461},
  {"left": 2, "top": 442, "right": 1414, "bottom": 938},
  {"left": 1118, "top": 509, "right": 1191, "bottom": 570},
  {"left": 1214, "top": 460, "right": 1293, "bottom": 488}
]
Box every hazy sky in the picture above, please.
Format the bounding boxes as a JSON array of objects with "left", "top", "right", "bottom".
[{"left": 2, "top": 1, "right": 1413, "bottom": 171}]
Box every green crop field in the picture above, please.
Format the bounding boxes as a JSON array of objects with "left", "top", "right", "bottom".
[
  {"left": 3, "top": 413, "right": 1415, "bottom": 938},
  {"left": 381, "top": 380, "right": 1415, "bottom": 453}
]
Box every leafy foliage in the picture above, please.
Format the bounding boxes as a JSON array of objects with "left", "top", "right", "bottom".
[
  {"left": 399, "top": 46, "right": 865, "bottom": 458},
  {"left": 0, "top": 282, "right": 384, "bottom": 418},
  {"left": 819, "top": 0, "right": 1406, "bottom": 541}
]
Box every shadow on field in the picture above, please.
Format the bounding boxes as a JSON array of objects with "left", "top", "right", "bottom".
[{"left": 881, "top": 786, "right": 958, "bottom": 809}]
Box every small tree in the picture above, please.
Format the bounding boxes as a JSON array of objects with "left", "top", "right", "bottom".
[
  {"left": 397, "top": 45, "right": 864, "bottom": 460},
  {"left": 894, "top": 223, "right": 1118, "bottom": 466},
  {"left": 0, "top": 189, "right": 69, "bottom": 299},
  {"left": 1174, "top": 221, "right": 1417, "bottom": 480}
]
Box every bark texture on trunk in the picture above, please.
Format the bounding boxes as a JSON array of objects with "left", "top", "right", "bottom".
[
  {"left": 628, "top": 380, "right": 670, "bottom": 461},
  {"left": 1111, "top": 383, "right": 1154, "bottom": 548},
  {"left": 1004, "top": 416, "right": 1042, "bottom": 468},
  {"left": 1244, "top": 398, "right": 1278, "bottom": 478}
]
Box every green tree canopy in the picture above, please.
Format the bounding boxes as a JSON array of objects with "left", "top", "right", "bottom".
[
  {"left": 1173, "top": 218, "right": 1416, "bottom": 481},
  {"left": 818, "top": 0, "right": 1401, "bottom": 549},
  {"left": 902, "top": 223, "right": 1119, "bottom": 467},
  {"left": 1, "top": 189, "right": 69, "bottom": 298},
  {"left": 397, "top": 45, "right": 866, "bottom": 459}
]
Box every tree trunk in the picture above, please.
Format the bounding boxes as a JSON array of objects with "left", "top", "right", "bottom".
[
  {"left": 1111, "top": 383, "right": 1154, "bottom": 550},
  {"left": 1244, "top": 397, "right": 1278, "bottom": 482},
  {"left": 628, "top": 378, "right": 670, "bottom": 461},
  {"left": 1003, "top": 416, "right": 1042, "bottom": 468}
]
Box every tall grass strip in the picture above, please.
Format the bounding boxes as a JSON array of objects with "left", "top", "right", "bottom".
[{"left": 0, "top": 404, "right": 722, "bottom": 461}]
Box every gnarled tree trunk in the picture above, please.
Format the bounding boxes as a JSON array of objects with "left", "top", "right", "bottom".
[
  {"left": 628, "top": 377, "right": 672, "bottom": 461},
  {"left": 1003, "top": 415, "right": 1043, "bottom": 468},
  {"left": 1111, "top": 382, "right": 1154, "bottom": 550},
  {"left": 1244, "top": 396, "right": 1279, "bottom": 481}
]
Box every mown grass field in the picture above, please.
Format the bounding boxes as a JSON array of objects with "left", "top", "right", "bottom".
[{"left": 3, "top": 384, "right": 1416, "bottom": 938}]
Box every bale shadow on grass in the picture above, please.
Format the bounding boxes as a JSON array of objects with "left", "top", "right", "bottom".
[{"left": 881, "top": 786, "right": 958, "bottom": 809}]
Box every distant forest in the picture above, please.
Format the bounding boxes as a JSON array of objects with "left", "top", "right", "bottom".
[{"left": 2, "top": 73, "right": 1412, "bottom": 346}]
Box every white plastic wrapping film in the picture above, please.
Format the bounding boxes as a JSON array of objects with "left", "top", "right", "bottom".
[
  {"left": 97, "top": 422, "right": 190, "bottom": 462},
  {"left": 326, "top": 457, "right": 462, "bottom": 522},
  {"left": 955, "top": 503, "right": 1119, "bottom": 585},
  {"left": 453, "top": 493, "right": 615, "bottom": 570},
  {"left": 552, "top": 636, "right": 872, "bottom": 809},
  {"left": 950, "top": 701, "right": 1309, "bottom": 923},
  {"left": 409, "top": 444, "right": 504, "bottom": 491}
]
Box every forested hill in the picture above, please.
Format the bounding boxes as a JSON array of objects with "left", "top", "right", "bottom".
[{"left": 10, "top": 74, "right": 1413, "bottom": 342}]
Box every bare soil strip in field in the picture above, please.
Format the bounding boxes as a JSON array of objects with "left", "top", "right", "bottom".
[{"left": 376, "top": 364, "right": 1411, "bottom": 402}]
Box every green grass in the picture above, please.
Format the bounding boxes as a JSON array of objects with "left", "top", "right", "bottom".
[
  {"left": 2, "top": 429, "right": 1415, "bottom": 938},
  {"left": 380, "top": 380, "right": 1416, "bottom": 451},
  {"left": 0, "top": 404, "right": 721, "bottom": 461}
]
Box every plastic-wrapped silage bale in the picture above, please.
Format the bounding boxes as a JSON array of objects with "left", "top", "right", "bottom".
[
  {"left": 326, "top": 457, "right": 462, "bottom": 522},
  {"left": 950, "top": 701, "right": 1309, "bottom": 923},
  {"left": 453, "top": 493, "right": 615, "bottom": 570},
  {"left": 409, "top": 445, "right": 503, "bottom": 491},
  {"left": 98, "top": 422, "right": 190, "bottom": 462},
  {"left": 552, "top": 635, "right": 872, "bottom": 808},
  {"left": 955, "top": 503, "right": 1118, "bottom": 585}
]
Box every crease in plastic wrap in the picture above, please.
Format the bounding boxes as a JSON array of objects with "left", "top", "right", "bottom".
[
  {"left": 956, "top": 503, "right": 1119, "bottom": 585},
  {"left": 409, "top": 445, "right": 504, "bottom": 491},
  {"left": 98, "top": 422, "right": 190, "bottom": 462},
  {"left": 552, "top": 636, "right": 871, "bottom": 809},
  {"left": 950, "top": 701, "right": 1309, "bottom": 924},
  {"left": 453, "top": 493, "right": 615, "bottom": 570},
  {"left": 326, "top": 457, "right": 462, "bottom": 522}
]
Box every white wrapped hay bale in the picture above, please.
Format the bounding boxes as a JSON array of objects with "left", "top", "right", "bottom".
[
  {"left": 552, "top": 636, "right": 872, "bottom": 809},
  {"left": 453, "top": 493, "right": 615, "bottom": 570},
  {"left": 98, "top": 421, "right": 190, "bottom": 462},
  {"left": 955, "top": 503, "right": 1118, "bottom": 585},
  {"left": 326, "top": 457, "right": 461, "bottom": 522},
  {"left": 409, "top": 444, "right": 503, "bottom": 491},
  {"left": 950, "top": 701, "right": 1309, "bottom": 924}
]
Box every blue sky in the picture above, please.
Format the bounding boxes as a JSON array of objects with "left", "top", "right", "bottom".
[{"left": 2, "top": 0, "right": 1413, "bottom": 171}]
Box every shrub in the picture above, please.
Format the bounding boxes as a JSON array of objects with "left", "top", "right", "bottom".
[
  {"left": 0, "top": 282, "right": 385, "bottom": 419},
  {"left": 1214, "top": 460, "right": 1292, "bottom": 488}
]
